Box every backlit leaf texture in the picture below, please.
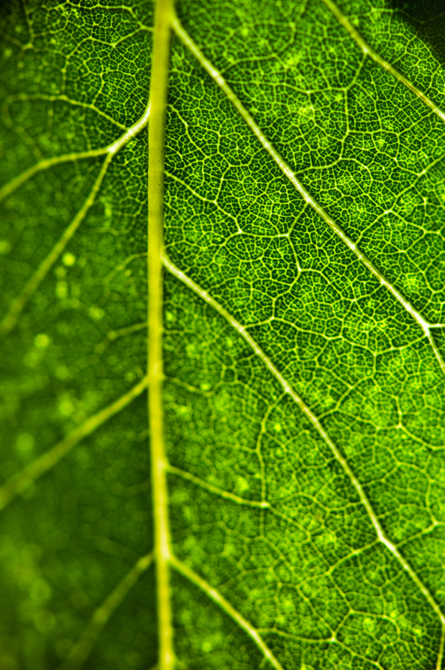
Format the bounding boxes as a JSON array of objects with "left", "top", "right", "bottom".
[{"left": 1, "top": 1, "right": 445, "bottom": 668}]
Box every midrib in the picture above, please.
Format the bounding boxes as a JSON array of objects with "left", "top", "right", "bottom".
[{"left": 148, "top": 1, "right": 174, "bottom": 669}]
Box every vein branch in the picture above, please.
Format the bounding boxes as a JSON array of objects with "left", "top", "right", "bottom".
[
  {"left": 0, "top": 155, "right": 111, "bottom": 336},
  {"left": 170, "top": 554, "right": 285, "bottom": 670},
  {"left": 163, "top": 254, "right": 445, "bottom": 630},
  {"left": 58, "top": 553, "right": 153, "bottom": 670},
  {"left": 0, "top": 376, "right": 148, "bottom": 513},
  {"left": 3, "top": 92, "right": 128, "bottom": 131},
  {"left": 0, "top": 96, "right": 152, "bottom": 338},
  {"left": 167, "top": 464, "right": 270, "bottom": 508},
  {"left": 437, "top": 624, "right": 445, "bottom": 670},
  {"left": 0, "top": 98, "right": 150, "bottom": 204},
  {"left": 0, "top": 148, "right": 107, "bottom": 204}
]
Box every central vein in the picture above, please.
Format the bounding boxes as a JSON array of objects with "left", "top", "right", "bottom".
[{"left": 148, "top": 0, "right": 174, "bottom": 668}]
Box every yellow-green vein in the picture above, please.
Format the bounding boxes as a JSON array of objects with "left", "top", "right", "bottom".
[
  {"left": 321, "top": 0, "right": 445, "bottom": 124},
  {"left": 167, "top": 464, "right": 270, "bottom": 509},
  {"left": 0, "top": 155, "right": 111, "bottom": 336},
  {"left": 0, "top": 376, "right": 148, "bottom": 513},
  {"left": 0, "top": 100, "right": 152, "bottom": 337},
  {"left": 148, "top": 0, "right": 174, "bottom": 668},
  {"left": 59, "top": 553, "right": 153, "bottom": 670},
  {"left": 0, "top": 98, "right": 150, "bottom": 205},
  {"left": 170, "top": 554, "right": 285, "bottom": 670}
]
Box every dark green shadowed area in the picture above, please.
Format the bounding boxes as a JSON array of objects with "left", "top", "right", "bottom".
[
  {"left": 0, "top": 1, "right": 155, "bottom": 668},
  {"left": 386, "top": 0, "right": 445, "bottom": 64}
]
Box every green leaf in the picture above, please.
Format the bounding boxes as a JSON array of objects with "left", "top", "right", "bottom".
[{"left": 1, "top": 1, "right": 445, "bottom": 669}]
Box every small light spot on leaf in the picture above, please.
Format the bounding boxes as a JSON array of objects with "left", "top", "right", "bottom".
[
  {"left": 62, "top": 252, "right": 76, "bottom": 267},
  {"left": 90, "top": 306, "right": 104, "bottom": 320},
  {"left": 0, "top": 240, "right": 11, "bottom": 254},
  {"left": 15, "top": 433, "right": 34, "bottom": 458},
  {"left": 34, "top": 333, "right": 50, "bottom": 349},
  {"left": 56, "top": 281, "right": 68, "bottom": 299},
  {"left": 58, "top": 395, "right": 74, "bottom": 417}
]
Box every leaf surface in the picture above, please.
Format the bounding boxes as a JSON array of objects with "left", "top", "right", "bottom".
[{"left": 1, "top": 1, "right": 445, "bottom": 669}]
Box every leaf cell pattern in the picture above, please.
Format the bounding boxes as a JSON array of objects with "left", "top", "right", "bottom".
[{"left": 1, "top": 1, "right": 445, "bottom": 669}]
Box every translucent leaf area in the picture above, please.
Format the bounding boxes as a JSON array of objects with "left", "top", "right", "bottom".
[{"left": 1, "top": 1, "right": 445, "bottom": 669}]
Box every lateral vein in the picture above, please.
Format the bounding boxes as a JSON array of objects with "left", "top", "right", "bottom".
[
  {"left": 0, "top": 155, "right": 111, "bottom": 336},
  {"left": 167, "top": 464, "right": 270, "bottom": 508},
  {"left": 58, "top": 552, "right": 153, "bottom": 670},
  {"left": 0, "top": 95, "right": 153, "bottom": 337},
  {"left": 0, "top": 376, "right": 148, "bottom": 513},
  {"left": 170, "top": 554, "right": 285, "bottom": 670},
  {"left": 0, "top": 148, "right": 108, "bottom": 204},
  {"left": 3, "top": 92, "right": 128, "bottom": 132},
  {"left": 0, "top": 99, "right": 150, "bottom": 203},
  {"left": 437, "top": 624, "right": 445, "bottom": 670},
  {"left": 163, "top": 254, "right": 445, "bottom": 629},
  {"left": 0, "top": 91, "right": 154, "bottom": 337}
]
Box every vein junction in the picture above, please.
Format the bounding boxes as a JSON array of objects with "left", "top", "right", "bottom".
[
  {"left": 0, "top": 101, "right": 151, "bottom": 337},
  {"left": 170, "top": 555, "right": 285, "bottom": 670}
]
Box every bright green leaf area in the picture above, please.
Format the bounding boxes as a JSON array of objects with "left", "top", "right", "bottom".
[{"left": 1, "top": 0, "right": 445, "bottom": 668}]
